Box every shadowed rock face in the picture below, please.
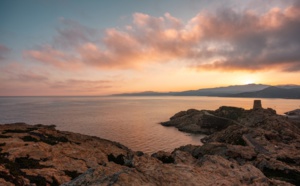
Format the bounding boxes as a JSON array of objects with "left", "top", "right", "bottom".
[
  {"left": 1, "top": 104, "right": 300, "bottom": 185},
  {"left": 161, "top": 106, "right": 245, "bottom": 134}
]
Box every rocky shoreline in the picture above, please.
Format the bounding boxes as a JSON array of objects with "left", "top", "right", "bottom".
[{"left": 1, "top": 101, "right": 300, "bottom": 185}]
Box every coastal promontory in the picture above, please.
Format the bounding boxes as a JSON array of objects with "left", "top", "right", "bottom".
[{"left": 1, "top": 101, "right": 300, "bottom": 185}]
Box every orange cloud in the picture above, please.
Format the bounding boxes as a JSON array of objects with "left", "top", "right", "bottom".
[{"left": 24, "top": 2, "right": 300, "bottom": 72}]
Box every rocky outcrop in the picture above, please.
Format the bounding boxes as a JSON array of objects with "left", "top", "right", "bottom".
[
  {"left": 1, "top": 101, "right": 300, "bottom": 185},
  {"left": 285, "top": 109, "right": 300, "bottom": 124},
  {"left": 161, "top": 106, "right": 244, "bottom": 134},
  {"left": 0, "top": 123, "right": 131, "bottom": 185},
  {"left": 285, "top": 109, "right": 300, "bottom": 129},
  {"left": 161, "top": 103, "right": 300, "bottom": 185},
  {"left": 0, "top": 122, "right": 289, "bottom": 185},
  {"left": 285, "top": 109, "right": 300, "bottom": 116}
]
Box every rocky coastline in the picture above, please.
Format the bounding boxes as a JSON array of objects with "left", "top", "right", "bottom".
[{"left": 1, "top": 101, "right": 300, "bottom": 185}]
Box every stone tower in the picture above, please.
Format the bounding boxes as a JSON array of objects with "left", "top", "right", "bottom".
[{"left": 253, "top": 100, "right": 262, "bottom": 110}]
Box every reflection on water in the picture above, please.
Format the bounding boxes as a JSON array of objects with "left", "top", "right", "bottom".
[{"left": 0, "top": 96, "right": 299, "bottom": 153}]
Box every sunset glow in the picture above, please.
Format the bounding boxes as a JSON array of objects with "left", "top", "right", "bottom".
[
  {"left": 243, "top": 79, "right": 255, "bottom": 85},
  {"left": 1, "top": 0, "right": 300, "bottom": 96}
]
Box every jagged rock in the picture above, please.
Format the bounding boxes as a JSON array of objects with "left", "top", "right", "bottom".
[
  {"left": 63, "top": 153, "right": 289, "bottom": 186},
  {"left": 161, "top": 106, "right": 245, "bottom": 134},
  {"left": 162, "top": 104, "right": 300, "bottom": 185},
  {"left": 151, "top": 151, "right": 174, "bottom": 164},
  {"left": 1, "top": 101, "right": 300, "bottom": 185},
  {"left": 0, "top": 123, "right": 131, "bottom": 185},
  {"left": 0, "top": 122, "right": 289, "bottom": 185},
  {"left": 161, "top": 109, "right": 205, "bottom": 133}
]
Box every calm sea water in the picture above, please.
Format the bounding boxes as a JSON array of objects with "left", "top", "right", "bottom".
[{"left": 0, "top": 96, "right": 299, "bottom": 153}]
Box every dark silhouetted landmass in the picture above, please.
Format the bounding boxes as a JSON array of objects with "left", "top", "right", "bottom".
[
  {"left": 231, "top": 86, "right": 300, "bottom": 99},
  {"left": 173, "top": 84, "right": 269, "bottom": 96},
  {"left": 113, "top": 84, "right": 269, "bottom": 96},
  {"left": 112, "top": 84, "right": 300, "bottom": 99}
]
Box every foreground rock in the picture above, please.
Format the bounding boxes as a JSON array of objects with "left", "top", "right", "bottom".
[
  {"left": 0, "top": 122, "right": 288, "bottom": 185},
  {"left": 161, "top": 101, "right": 300, "bottom": 185}
]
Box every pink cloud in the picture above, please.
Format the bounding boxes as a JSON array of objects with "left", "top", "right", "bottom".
[
  {"left": 24, "top": 12, "right": 193, "bottom": 70},
  {"left": 24, "top": 2, "right": 300, "bottom": 72},
  {"left": 0, "top": 63, "right": 50, "bottom": 96},
  {"left": 0, "top": 63, "right": 113, "bottom": 96},
  {"left": 24, "top": 45, "right": 83, "bottom": 70},
  {"left": 0, "top": 77, "right": 112, "bottom": 96},
  {"left": 16, "top": 73, "right": 48, "bottom": 82},
  {"left": 0, "top": 63, "right": 49, "bottom": 82}
]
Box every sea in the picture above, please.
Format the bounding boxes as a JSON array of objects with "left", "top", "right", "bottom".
[{"left": 0, "top": 96, "right": 299, "bottom": 153}]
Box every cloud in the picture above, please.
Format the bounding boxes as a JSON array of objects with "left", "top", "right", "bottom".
[
  {"left": 190, "top": 3, "right": 300, "bottom": 71},
  {"left": 50, "top": 79, "right": 112, "bottom": 92},
  {"left": 24, "top": 45, "right": 83, "bottom": 70},
  {"left": 53, "top": 18, "right": 96, "bottom": 49},
  {"left": 0, "top": 63, "right": 49, "bottom": 83},
  {"left": 0, "top": 63, "right": 112, "bottom": 96},
  {"left": 0, "top": 44, "right": 10, "bottom": 61},
  {"left": 25, "top": 13, "right": 190, "bottom": 70},
  {"left": 24, "top": 19, "right": 95, "bottom": 71},
  {"left": 16, "top": 73, "right": 49, "bottom": 82},
  {"left": 24, "top": 1, "right": 300, "bottom": 72}
]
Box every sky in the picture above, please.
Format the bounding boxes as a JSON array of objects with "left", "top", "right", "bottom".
[{"left": 1, "top": 0, "right": 300, "bottom": 96}]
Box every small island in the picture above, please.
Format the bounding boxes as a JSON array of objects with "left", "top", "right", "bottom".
[{"left": 1, "top": 100, "right": 300, "bottom": 185}]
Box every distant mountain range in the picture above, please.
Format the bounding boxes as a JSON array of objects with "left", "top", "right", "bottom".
[
  {"left": 232, "top": 86, "right": 300, "bottom": 99},
  {"left": 112, "top": 84, "right": 300, "bottom": 99}
]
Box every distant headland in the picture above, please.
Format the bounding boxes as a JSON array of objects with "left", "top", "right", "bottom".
[{"left": 112, "top": 84, "right": 300, "bottom": 99}]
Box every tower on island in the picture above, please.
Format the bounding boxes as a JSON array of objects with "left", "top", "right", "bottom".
[{"left": 253, "top": 100, "right": 262, "bottom": 110}]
